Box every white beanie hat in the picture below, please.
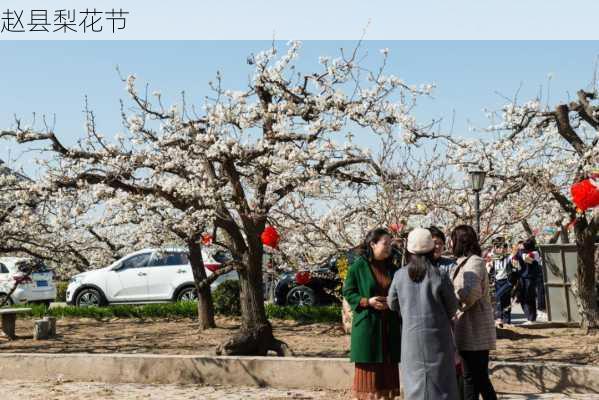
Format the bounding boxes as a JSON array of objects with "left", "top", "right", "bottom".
[{"left": 407, "top": 228, "right": 435, "bottom": 255}]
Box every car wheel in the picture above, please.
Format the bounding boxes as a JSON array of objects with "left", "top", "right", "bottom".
[
  {"left": 286, "top": 285, "right": 316, "bottom": 306},
  {"left": 75, "top": 288, "right": 104, "bottom": 307},
  {"left": 177, "top": 286, "right": 198, "bottom": 302},
  {"left": 0, "top": 293, "right": 13, "bottom": 306}
]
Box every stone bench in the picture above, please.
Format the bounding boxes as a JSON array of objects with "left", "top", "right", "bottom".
[
  {"left": 33, "top": 317, "right": 57, "bottom": 340},
  {"left": 0, "top": 308, "right": 31, "bottom": 340}
]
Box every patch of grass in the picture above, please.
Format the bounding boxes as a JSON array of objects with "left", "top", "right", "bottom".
[
  {"left": 265, "top": 304, "right": 341, "bottom": 323},
  {"left": 15, "top": 302, "right": 341, "bottom": 323},
  {"left": 21, "top": 302, "right": 197, "bottom": 320}
]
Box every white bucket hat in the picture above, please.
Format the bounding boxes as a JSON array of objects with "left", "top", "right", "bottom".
[{"left": 407, "top": 228, "right": 435, "bottom": 255}]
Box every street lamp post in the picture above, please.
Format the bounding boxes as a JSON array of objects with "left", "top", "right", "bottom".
[{"left": 469, "top": 169, "right": 486, "bottom": 236}]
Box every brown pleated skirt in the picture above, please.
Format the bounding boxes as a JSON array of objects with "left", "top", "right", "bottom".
[{"left": 352, "top": 362, "right": 400, "bottom": 400}]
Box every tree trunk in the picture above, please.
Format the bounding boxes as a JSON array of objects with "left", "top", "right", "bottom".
[
  {"left": 573, "top": 220, "right": 599, "bottom": 330},
  {"left": 595, "top": 245, "right": 599, "bottom": 290},
  {"left": 216, "top": 245, "right": 292, "bottom": 356},
  {"left": 560, "top": 223, "right": 570, "bottom": 244},
  {"left": 187, "top": 240, "right": 215, "bottom": 330},
  {"left": 521, "top": 219, "right": 533, "bottom": 237}
]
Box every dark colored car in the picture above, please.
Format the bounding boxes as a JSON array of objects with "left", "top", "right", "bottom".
[
  {"left": 273, "top": 241, "right": 406, "bottom": 307},
  {"left": 274, "top": 250, "right": 359, "bottom": 306}
]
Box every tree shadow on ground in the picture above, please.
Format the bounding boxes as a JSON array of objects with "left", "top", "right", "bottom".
[
  {"left": 492, "top": 363, "right": 599, "bottom": 394},
  {"left": 496, "top": 327, "right": 546, "bottom": 341}
]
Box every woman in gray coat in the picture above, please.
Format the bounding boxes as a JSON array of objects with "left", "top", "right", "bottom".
[{"left": 388, "top": 228, "right": 459, "bottom": 400}]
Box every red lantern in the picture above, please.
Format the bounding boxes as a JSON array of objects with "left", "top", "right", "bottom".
[
  {"left": 295, "top": 271, "right": 311, "bottom": 286},
  {"left": 261, "top": 225, "right": 280, "bottom": 248},
  {"left": 389, "top": 220, "right": 405, "bottom": 234},
  {"left": 571, "top": 178, "right": 599, "bottom": 212},
  {"left": 201, "top": 233, "right": 213, "bottom": 246}
]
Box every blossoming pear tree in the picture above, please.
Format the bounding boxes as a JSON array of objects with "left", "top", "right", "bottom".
[
  {"left": 0, "top": 161, "right": 149, "bottom": 276},
  {"left": 447, "top": 87, "right": 599, "bottom": 329},
  {"left": 1, "top": 41, "right": 437, "bottom": 353},
  {"left": 274, "top": 130, "right": 548, "bottom": 271}
]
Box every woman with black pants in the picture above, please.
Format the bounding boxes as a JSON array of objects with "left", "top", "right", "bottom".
[
  {"left": 513, "top": 238, "right": 542, "bottom": 323},
  {"left": 450, "top": 225, "right": 497, "bottom": 400}
]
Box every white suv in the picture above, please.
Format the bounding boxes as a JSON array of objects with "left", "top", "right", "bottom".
[
  {"left": 0, "top": 257, "right": 57, "bottom": 306},
  {"left": 66, "top": 248, "right": 238, "bottom": 307}
]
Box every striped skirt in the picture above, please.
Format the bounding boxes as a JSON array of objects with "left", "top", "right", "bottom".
[{"left": 352, "top": 362, "right": 400, "bottom": 400}]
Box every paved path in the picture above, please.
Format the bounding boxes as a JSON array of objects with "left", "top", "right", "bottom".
[
  {"left": 500, "top": 302, "right": 549, "bottom": 325},
  {"left": 0, "top": 380, "right": 597, "bottom": 399}
]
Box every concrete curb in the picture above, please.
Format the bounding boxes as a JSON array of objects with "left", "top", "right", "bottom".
[
  {"left": 0, "top": 353, "right": 354, "bottom": 390},
  {"left": 490, "top": 361, "right": 599, "bottom": 394},
  {"left": 0, "top": 353, "right": 598, "bottom": 394}
]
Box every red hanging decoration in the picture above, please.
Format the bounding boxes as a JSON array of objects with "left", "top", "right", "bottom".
[
  {"left": 295, "top": 271, "right": 311, "bottom": 286},
  {"left": 571, "top": 178, "right": 599, "bottom": 212},
  {"left": 261, "top": 225, "right": 280, "bottom": 248},
  {"left": 389, "top": 223, "right": 403, "bottom": 233},
  {"left": 201, "top": 233, "right": 213, "bottom": 246}
]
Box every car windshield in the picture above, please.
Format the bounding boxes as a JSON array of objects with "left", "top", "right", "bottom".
[
  {"left": 120, "top": 253, "right": 151, "bottom": 269},
  {"left": 33, "top": 263, "right": 50, "bottom": 273},
  {"left": 16, "top": 259, "right": 49, "bottom": 273}
]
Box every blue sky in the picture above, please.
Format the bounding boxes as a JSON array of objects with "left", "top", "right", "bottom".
[{"left": 1, "top": 41, "right": 598, "bottom": 176}]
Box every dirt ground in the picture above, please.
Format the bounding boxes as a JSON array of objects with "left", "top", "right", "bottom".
[
  {"left": 0, "top": 380, "right": 348, "bottom": 400},
  {"left": 1, "top": 380, "right": 596, "bottom": 400},
  {"left": 1, "top": 317, "right": 599, "bottom": 365}
]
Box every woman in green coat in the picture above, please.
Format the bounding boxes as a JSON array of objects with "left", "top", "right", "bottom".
[{"left": 343, "top": 228, "right": 402, "bottom": 400}]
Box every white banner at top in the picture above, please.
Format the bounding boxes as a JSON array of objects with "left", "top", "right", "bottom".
[{"left": 0, "top": 0, "right": 598, "bottom": 40}]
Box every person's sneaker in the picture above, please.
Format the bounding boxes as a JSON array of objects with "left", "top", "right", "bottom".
[
  {"left": 537, "top": 311, "right": 548, "bottom": 322},
  {"left": 522, "top": 320, "right": 535, "bottom": 325}
]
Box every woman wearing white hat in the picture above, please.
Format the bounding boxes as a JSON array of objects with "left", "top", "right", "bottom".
[{"left": 387, "top": 228, "right": 459, "bottom": 400}]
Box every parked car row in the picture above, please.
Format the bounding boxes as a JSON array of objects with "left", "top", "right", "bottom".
[
  {"left": 0, "top": 247, "right": 238, "bottom": 307},
  {"left": 1, "top": 247, "right": 364, "bottom": 308}
]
